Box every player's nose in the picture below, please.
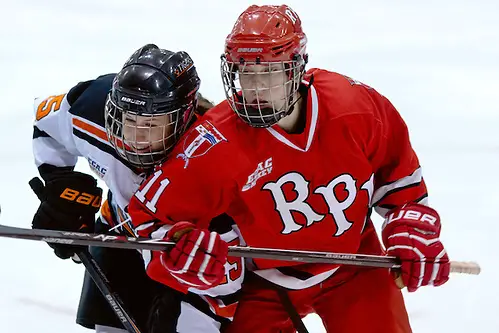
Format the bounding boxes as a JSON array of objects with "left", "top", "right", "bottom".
[{"left": 245, "top": 87, "right": 268, "bottom": 103}]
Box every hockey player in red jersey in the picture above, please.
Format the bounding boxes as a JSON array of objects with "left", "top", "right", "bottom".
[{"left": 127, "top": 5, "right": 450, "bottom": 332}]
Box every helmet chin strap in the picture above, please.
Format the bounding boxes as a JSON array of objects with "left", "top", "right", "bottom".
[
  {"left": 276, "top": 94, "right": 303, "bottom": 133},
  {"left": 279, "top": 59, "right": 309, "bottom": 123},
  {"left": 278, "top": 77, "right": 312, "bottom": 133},
  {"left": 285, "top": 90, "right": 303, "bottom": 117}
]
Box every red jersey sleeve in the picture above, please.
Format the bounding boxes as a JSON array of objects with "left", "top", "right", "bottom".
[
  {"left": 127, "top": 121, "right": 238, "bottom": 292},
  {"left": 360, "top": 85, "right": 428, "bottom": 217}
]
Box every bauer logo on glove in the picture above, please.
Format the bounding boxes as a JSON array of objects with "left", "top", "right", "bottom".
[{"left": 59, "top": 187, "right": 102, "bottom": 207}]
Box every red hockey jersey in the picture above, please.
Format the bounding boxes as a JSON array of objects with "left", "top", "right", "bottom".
[{"left": 128, "top": 69, "right": 428, "bottom": 290}]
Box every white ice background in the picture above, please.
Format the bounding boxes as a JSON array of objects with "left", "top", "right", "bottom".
[{"left": 0, "top": 1, "right": 497, "bottom": 332}]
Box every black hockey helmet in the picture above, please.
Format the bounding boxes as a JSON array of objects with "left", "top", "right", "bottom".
[{"left": 105, "top": 44, "right": 201, "bottom": 168}]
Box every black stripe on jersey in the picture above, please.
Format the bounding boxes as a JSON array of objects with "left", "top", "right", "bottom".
[
  {"left": 414, "top": 192, "right": 429, "bottom": 203},
  {"left": 182, "top": 292, "right": 232, "bottom": 325},
  {"left": 72, "top": 127, "right": 135, "bottom": 172},
  {"left": 208, "top": 213, "right": 236, "bottom": 233},
  {"left": 361, "top": 207, "right": 373, "bottom": 234},
  {"left": 378, "top": 166, "right": 421, "bottom": 186},
  {"left": 276, "top": 267, "right": 315, "bottom": 281},
  {"left": 105, "top": 190, "right": 118, "bottom": 228},
  {"left": 215, "top": 289, "right": 241, "bottom": 307},
  {"left": 372, "top": 181, "right": 423, "bottom": 207},
  {"left": 72, "top": 127, "right": 115, "bottom": 156},
  {"left": 377, "top": 192, "right": 429, "bottom": 211},
  {"left": 33, "top": 125, "right": 50, "bottom": 139}
]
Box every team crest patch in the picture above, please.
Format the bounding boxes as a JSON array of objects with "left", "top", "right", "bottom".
[{"left": 177, "top": 121, "right": 227, "bottom": 168}]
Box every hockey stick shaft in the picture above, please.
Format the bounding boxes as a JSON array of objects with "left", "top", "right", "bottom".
[
  {"left": 77, "top": 251, "right": 142, "bottom": 333},
  {"left": 0, "top": 224, "right": 480, "bottom": 275}
]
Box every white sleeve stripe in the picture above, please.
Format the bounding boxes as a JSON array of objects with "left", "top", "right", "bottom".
[
  {"left": 374, "top": 206, "right": 391, "bottom": 218},
  {"left": 143, "top": 249, "right": 152, "bottom": 269},
  {"left": 134, "top": 222, "right": 156, "bottom": 233},
  {"left": 197, "top": 231, "right": 218, "bottom": 285},
  {"left": 372, "top": 167, "right": 423, "bottom": 205},
  {"left": 418, "top": 196, "right": 429, "bottom": 206},
  {"left": 254, "top": 266, "right": 339, "bottom": 290},
  {"left": 150, "top": 224, "right": 172, "bottom": 240},
  {"left": 375, "top": 195, "right": 429, "bottom": 218}
]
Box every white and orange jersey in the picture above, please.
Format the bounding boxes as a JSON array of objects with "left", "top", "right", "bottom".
[
  {"left": 32, "top": 74, "right": 143, "bottom": 234},
  {"left": 32, "top": 74, "right": 244, "bottom": 321}
]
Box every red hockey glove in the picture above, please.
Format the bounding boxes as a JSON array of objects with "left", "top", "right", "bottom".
[
  {"left": 382, "top": 203, "right": 450, "bottom": 292},
  {"left": 160, "top": 221, "right": 228, "bottom": 290}
]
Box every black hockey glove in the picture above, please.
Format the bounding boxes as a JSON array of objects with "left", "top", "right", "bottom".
[{"left": 29, "top": 170, "right": 103, "bottom": 261}]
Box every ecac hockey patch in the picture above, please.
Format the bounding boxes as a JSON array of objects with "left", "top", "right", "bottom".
[
  {"left": 88, "top": 156, "right": 108, "bottom": 179},
  {"left": 177, "top": 121, "right": 226, "bottom": 168}
]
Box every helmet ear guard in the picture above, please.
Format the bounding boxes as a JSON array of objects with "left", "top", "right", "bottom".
[{"left": 105, "top": 45, "right": 200, "bottom": 169}]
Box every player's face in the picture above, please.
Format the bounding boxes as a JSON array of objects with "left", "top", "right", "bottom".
[
  {"left": 122, "top": 113, "right": 175, "bottom": 153},
  {"left": 238, "top": 63, "right": 290, "bottom": 112}
]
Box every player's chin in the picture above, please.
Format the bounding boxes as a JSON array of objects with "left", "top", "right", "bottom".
[
  {"left": 123, "top": 151, "right": 158, "bottom": 166},
  {"left": 239, "top": 107, "right": 281, "bottom": 127}
]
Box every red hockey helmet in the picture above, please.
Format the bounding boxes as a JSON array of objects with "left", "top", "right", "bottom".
[{"left": 221, "top": 5, "right": 308, "bottom": 127}]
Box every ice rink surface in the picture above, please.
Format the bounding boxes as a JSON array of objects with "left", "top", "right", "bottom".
[{"left": 0, "top": 1, "right": 497, "bottom": 332}]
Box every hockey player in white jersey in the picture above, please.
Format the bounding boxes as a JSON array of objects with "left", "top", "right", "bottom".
[{"left": 29, "top": 44, "right": 244, "bottom": 333}]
